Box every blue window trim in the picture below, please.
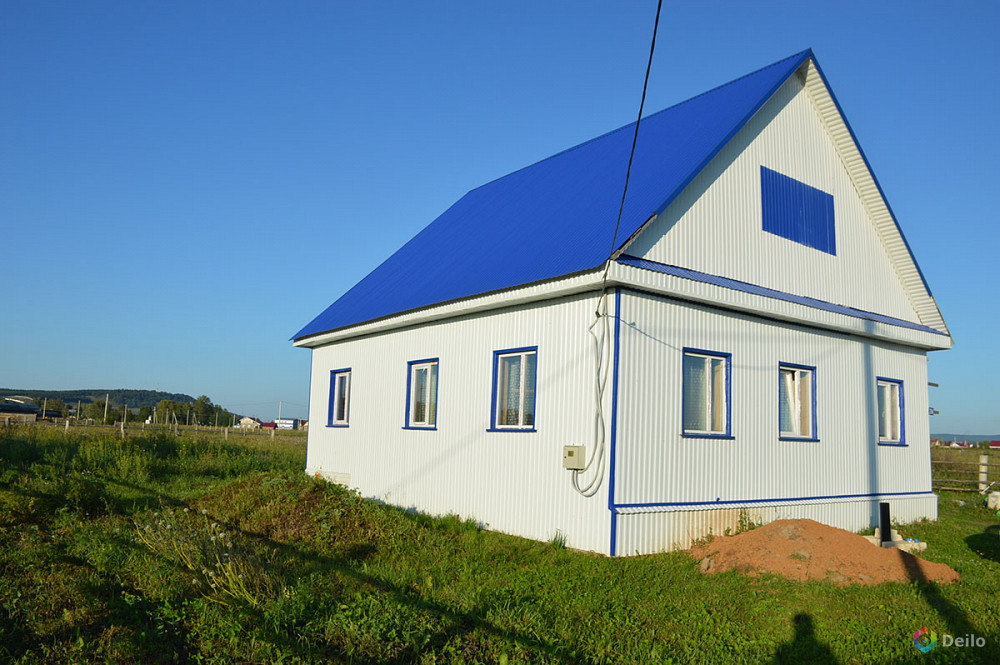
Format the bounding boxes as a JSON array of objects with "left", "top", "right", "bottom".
[
  {"left": 778, "top": 362, "right": 819, "bottom": 441},
  {"left": 489, "top": 345, "right": 538, "bottom": 432},
  {"left": 404, "top": 357, "right": 439, "bottom": 430},
  {"left": 681, "top": 347, "right": 732, "bottom": 439},
  {"left": 327, "top": 367, "right": 351, "bottom": 428},
  {"left": 875, "top": 376, "right": 906, "bottom": 446}
]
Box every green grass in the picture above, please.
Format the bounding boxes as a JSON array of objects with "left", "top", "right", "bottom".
[{"left": 2, "top": 424, "right": 999, "bottom": 663}]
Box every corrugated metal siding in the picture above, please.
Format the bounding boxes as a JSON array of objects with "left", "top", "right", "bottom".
[
  {"left": 616, "top": 495, "right": 938, "bottom": 555},
  {"left": 626, "top": 73, "right": 924, "bottom": 326},
  {"left": 799, "top": 61, "right": 948, "bottom": 335},
  {"left": 608, "top": 261, "right": 950, "bottom": 351},
  {"left": 614, "top": 288, "right": 933, "bottom": 518},
  {"left": 616, "top": 255, "right": 946, "bottom": 337},
  {"left": 305, "top": 291, "right": 613, "bottom": 553},
  {"left": 293, "top": 51, "right": 812, "bottom": 340}
]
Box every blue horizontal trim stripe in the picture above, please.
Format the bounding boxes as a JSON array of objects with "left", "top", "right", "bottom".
[
  {"left": 617, "top": 255, "right": 948, "bottom": 337},
  {"left": 613, "top": 490, "right": 934, "bottom": 511}
]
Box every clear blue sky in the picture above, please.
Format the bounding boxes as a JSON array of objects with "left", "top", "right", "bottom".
[{"left": 1, "top": 1, "right": 997, "bottom": 430}]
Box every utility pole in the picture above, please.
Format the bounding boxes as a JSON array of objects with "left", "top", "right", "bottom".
[
  {"left": 77, "top": 400, "right": 81, "bottom": 422},
  {"left": 278, "top": 400, "right": 282, "bottom": 421},
  {"left": 103, "top": 394, "right": 109, "bottom": 424},
  {"left": 42, "top": 398, "right": 47, "bottom": 420}
]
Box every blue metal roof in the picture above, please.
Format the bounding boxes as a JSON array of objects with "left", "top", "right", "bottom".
[{"left": 294, "top": 50, "right": 816, "bottom": 341}]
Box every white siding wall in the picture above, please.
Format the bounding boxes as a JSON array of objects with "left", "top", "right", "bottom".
[
  {"left": 306, "top": 292, "right": 614, "bottom": 554},
  {"left": 613, "top": 289, "right": 935, "bottom": 554},
  {"left": 626, "top": 74, "right": 921, "bottom": 325}
]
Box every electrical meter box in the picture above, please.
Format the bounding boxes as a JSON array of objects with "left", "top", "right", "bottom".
[{"left": 563, "top": 445, "right": 585, "bottom": 470}]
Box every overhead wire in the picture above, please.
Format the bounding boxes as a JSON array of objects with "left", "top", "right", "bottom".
[{"left": 574, "top": 0, "right": 662, "bottom": 497}]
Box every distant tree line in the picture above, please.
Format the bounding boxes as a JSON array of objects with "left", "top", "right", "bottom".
[
  {"left": 1, "top": 388, "right": 196, "bottom": 410},
  {"left": 20, "top": 393, "right": 241, "bottom": 427},
  {"left": 153, "top": 396, "right": 241, "bottom": 427}
]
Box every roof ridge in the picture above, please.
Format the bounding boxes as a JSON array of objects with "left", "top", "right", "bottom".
[{"left": 467, "top": 49, "right": 814, "bottom": 193}]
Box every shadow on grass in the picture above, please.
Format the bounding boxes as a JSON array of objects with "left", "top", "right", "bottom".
[
  {"left": 152, "top": 508, "right": 593, "bottom": 663},
  {"left": 964, "top": 524, "right": 1000, "bottom": 565},
  {"left": 772, "top": 613, "right": 838, "bottom": 664},
  {"left": 900, "top": 551, "right": 1000, "bottom": 661}
]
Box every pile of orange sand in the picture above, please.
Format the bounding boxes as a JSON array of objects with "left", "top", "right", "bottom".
[{"left": 691, "top": 519, "right": 959, "bottom": 586}]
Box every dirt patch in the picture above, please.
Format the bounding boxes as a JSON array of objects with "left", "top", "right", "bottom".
[{"left": 691, "top": 519, "right": 959, "bottom": 586}]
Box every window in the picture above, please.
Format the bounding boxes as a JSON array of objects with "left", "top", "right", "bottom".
[
  {"left": 406, "top": 359, "right": 438, "bottom": 429},
  {"left": 682, "top": 349, "right": 731, "bottom": 437},
  {"left": 490, "top": 347, "right": 537, "bottom": 430},
  {"left": 876, "top": 378, "right": 904, "bottom": 445},
  {"left": 328, "top": 368, "right": 351, "bottom": 427},
  {"left": 779, "top": 364, "right": 816, "bottom": 440}
]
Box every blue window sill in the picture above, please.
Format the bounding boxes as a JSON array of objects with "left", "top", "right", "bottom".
[
  {"left": 486, "top": 428, "right": 537, "bottom": 433},
  {"left": 779, "top": 436, "right": 820, "bottom": 442},
  {"left": 877, "top": 441, "right": 907, "bottom": 447},
  {"left": 403, "top": 426, "right": 437, "bottom": 431},
  {"left": 327, "top": 424, "right": 349, "bottom": 428},
  {"left": 682, "top": 432, "right": 734, "bottom": 440}
]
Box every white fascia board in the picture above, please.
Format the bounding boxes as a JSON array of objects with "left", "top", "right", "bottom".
[
  {"left": 296, "top": 260, "right": 950, "bottom": 351},
  {"left": 609, "top": 262, "right": 952, "bottom": 351},
  {"left": 293, "top": 270, "right": 607, "bottom": 348}
]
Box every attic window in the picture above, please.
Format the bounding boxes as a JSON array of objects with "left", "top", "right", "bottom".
[{"left": 761, "top": 166, "right": 836, "bottom": 255}]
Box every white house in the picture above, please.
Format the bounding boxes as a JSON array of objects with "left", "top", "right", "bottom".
[{"left": 293, "top": 50, "right": 951, "bottom": 556}]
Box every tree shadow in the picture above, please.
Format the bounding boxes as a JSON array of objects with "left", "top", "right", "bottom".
[
  {"left": 772, "top": 613, "right": 839, "bottom": 664},
  {"left": 899, "top": 552, "right": 1000, "bottom": 660},
  {"left": 964, "top": 524, "right": 1000, "bottom": 565}
]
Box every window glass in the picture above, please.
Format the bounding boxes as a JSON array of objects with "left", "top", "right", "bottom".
[
  {"left": 494, "top": 349, "right": 536, "bottom": 429},
  {"left": 779, "top": 365, "right": 814, "bottom": 438},
  {"left": 407, "top": 361, "right": 438, "bottom": 428},
  {"left": 683, "top": 351, "right": 729, "bottom": 435}
]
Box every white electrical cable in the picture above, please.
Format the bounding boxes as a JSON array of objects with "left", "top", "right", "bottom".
[
  {"left": 572, "top": 292, "right": 612, "bottom": 497},
  {"left": 571, "top": 0, "right": 661, "bottom": 497}
]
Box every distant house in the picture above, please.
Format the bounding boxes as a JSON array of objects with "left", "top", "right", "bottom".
[
  {"left": 261, "top": 422, "right": 277, "bottom": 430},
  {"left": 276, "top": 418, "right": 300, "bottom": 430},
  {"left": 238, "top": 416, "right": 262, "bottom": 430},
  {"left": 293, "top": 50, "right": 951, "bottom": 555},
  {"left": 1, "top": 401, "right": 38, "bottom": 424},
  {"left": 990, "top": 441, "right": 1000, "bottom": 450}
]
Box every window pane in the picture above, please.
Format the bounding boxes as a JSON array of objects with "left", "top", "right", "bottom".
[
  {"left": 683, "top": 354, "right": 707, "bottom": 431},
  {"left": 877, "top": 383, "right": 887, "bottom": 439},
  {"left": 499, "top": 355, "right": 521, "bottom": 426},
  {"left": 889, "top": 384, "right": 900, "bottom": 441},
  {"left": 427, "top": 364, "right": 438, "bottom": 426},
  {"left": 413, "top": 367, "right": 427, "bottom": 424},
  {"left": 779, "top": 369, "right": 794, "bottom": 433},
  {"left": 798, "top": 371, "right": 812, "bottom": 436},
  {"left": 711, "top": 358, "right": 726, "bottom": 433},
  {"left": 523, "top": 353, "right": 536, "bottom": 427},
  {"left": 336, "top": 374, "right": 348, "bottom": 422}
]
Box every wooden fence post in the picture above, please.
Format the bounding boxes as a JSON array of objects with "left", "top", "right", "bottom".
[{"left": 980, "top": 454, "right": 989, "bottom": 492}]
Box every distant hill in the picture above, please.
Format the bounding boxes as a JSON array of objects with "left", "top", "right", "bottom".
[
  {"left": 0, "top": 389, "right": 195, "bottom": 409},
  {"left": 933, "top": 433, "right": 1000, "bottom": 443}
]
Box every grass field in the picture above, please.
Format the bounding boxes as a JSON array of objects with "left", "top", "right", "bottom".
[{"left": 2, "top": 425, "right": 998, "bottom": 664}]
